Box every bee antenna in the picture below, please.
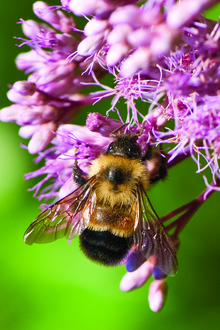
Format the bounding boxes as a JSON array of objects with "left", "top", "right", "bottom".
[
  {"left": 130, "top": 135, "right": 138, "bottom": 143},
  {"left": 110, "top": 121, "right": 146, "bottom": 138},
  {"left": 136, "top": 121, "right": 146, "bottom": 136},
  {"left": 110, "top": 123, "right": 129, "bottom": 137}
]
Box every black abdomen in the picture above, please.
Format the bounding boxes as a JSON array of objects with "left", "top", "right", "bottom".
[{"left": 79, "top": 229, "right": 130, "bottom": 266}]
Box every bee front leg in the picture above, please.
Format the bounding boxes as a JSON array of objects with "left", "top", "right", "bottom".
[
  {"left": 72, "top": 155, "right": 88, "bottom": 187},
  {"left": 142, "top": 144, "right": 153, "bottom": 162},
  {"left": 149, "top": 155, "right": 167, "bottom": 184},
  {"left": 142, "top": 144, "right": 167, "bottom": 185}
]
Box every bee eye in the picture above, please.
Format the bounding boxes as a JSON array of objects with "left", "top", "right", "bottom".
[{"left": 107, "top": 144, "right": 115, "bottom": 154}]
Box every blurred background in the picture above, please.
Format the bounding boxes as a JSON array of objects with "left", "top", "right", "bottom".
[{"left": 1, "top": 1, "right": 220, "bottom": 329}]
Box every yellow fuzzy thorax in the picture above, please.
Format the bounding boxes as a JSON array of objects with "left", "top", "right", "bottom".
[{"left": 88, "top": 154, "right": 150, "bottom": 208}]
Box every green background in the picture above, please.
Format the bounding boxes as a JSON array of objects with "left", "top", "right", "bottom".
[{"left": 1, "top": 1, "right": 220, "bottom": 329}]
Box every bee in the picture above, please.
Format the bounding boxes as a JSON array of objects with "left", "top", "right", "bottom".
[{"left": 24, "top": 134, "right": 178, "bottom": 276}]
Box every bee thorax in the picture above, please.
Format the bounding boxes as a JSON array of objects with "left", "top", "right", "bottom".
[{"left": 105, "top": 167, "right": 128, "bottom": 185}]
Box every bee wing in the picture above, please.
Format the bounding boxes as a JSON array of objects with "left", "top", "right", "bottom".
[
  {"left": 24, "top": 177, "right": 97, "bottom": 245},
  {"left": 133, "top": 185, "right": 178, "bottom": 276}
]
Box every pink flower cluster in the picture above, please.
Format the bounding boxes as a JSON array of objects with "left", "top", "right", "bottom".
[{"left": 0, "top": 2, "right": 104, "bottom": 154}]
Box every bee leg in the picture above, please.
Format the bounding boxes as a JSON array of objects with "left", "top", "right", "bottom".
[
  {"left": 72, "top": 159, "right": 88, "bottom": 186},
  {"left": 142, "top": 144, "right": 153, "bottom": 162},
  {"left": 142, "top": 145, "right": 167, "bottom": 184},
  {"left": 150, "top": 155, "right": 167, "bottom": 184}
]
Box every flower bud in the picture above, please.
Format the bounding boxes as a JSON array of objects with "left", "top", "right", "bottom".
[
  {"left": 106, "top": 42, "right": 130, "bottom": 66},
  {"left": 0, "top": 105, "right": 22, "bottom": 122},
  {"left": 109, "top": 5, "right": 141, "bottom": 28},
  {"left": 120, "top": 261, "right": 154, "bottom": 291},
  {"left": 33, "top": 1, "right": 75, "bottom": 33},
  {"left": 69, "top": 0, "right": 107, "bottom": 16},
  {"left": 150, "top": 24, "right": 180, "bottom": 56},
  {"left": 148, "top": 280, "right": 168, "bottom": 312},
  {"left": 127, "top": 28, "right": 152, "bottom": 48},
  {"left": 17, "top": 105, "right": 58, "bottom": 126},
  {"left": 121, "top": 47, "right": 152, "bottom": 77},
  {"left": 16, "top": 50, "right": 46, "bottom": 71},
  {"left": 19, "top": 125, "right": 40, "bottom": 138},
  {"left": 77, "top": 33, "right": 105, "bottom": 56},
  {"left": 86, "top": 112, "right": 121, "bottom": 136},
  {"left": 28, "top": 121, "right": 57, "bottom": 154},
  {"left": 141, "top": 7, "right": 163, "bottom": 26},
  {"left": 22, "top": 20, "right": 50, "bottom": 39},
  {"left": 84, "top": 18, "right": 109, "bottom": 36},
  {"left": 13, "top": 81, "right": 36, "bottom": 96},
  {"left": 7, "top": 89, "right": 48, "bottom": 106},
  {"left": 166, "top": 0, "right": 218, "bottom": 29},
  {"left": 107, "top": 24, "right": 132, "bottom": 44},
  {"left": 61, "top": 0, "right": 71, "bottom": 11}
]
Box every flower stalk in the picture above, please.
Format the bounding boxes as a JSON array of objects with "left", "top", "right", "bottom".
[{"left": 163, "top": 178, "right": 220, "bottom": 237}]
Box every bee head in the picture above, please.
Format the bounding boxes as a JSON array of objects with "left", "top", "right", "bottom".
[{"left": 106, "top": 136, "right": 141, "bottom": 159}]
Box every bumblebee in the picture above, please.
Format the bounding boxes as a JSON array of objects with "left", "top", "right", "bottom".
[{"left": 24, "top": 135, "right": 178, "bottom": 276}]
